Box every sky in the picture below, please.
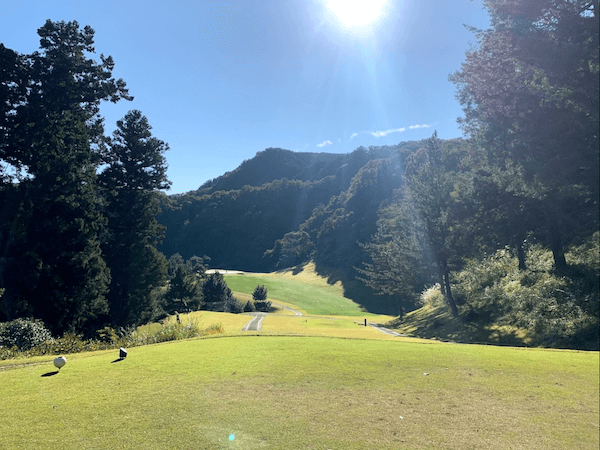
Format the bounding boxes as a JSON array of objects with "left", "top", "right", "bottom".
[{"left": 0, "top": 0, "right": 490, "bottom": 194}]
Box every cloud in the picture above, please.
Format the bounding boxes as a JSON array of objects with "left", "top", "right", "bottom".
[
  {"left": 408, "top": 123, "right": 432, "bottom": 130},
  {"left": 371, "top": 127, "right": 406, "bottom": 138},
  {"left": 350, "top": 132, "right": 359, "bottom": 139},
  {"left": 317, "top": 140, "right": 333, "bottom": 147}
]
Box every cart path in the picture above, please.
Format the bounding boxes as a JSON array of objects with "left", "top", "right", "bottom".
[
  {"left": 241, "top": 312, "right": 267, "bottom": 331},
  {"left": 273, "top": 303, "right": 303, "bottom": 316},
  {"left": 368, "top": 322, "right": 408, "bottom": 337}
]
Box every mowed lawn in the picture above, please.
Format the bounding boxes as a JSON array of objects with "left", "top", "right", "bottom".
[
  {"left": 223, "top": 263, "right": 387, "bottom": 317},
  {"left": 1, "top": 335, "right": 597, "bottom": 450}
]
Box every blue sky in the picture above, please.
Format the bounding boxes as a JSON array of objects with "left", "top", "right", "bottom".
[{"left": 0, "top": 0, "right": 490, "bottom": 194}]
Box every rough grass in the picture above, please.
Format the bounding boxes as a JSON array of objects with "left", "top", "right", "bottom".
[
  {"left": 1, "top": 336, "right": 597, "bottom": 449},
  {"left": 223, "top": 263, "right": 381, "bottom": 316},
  {"left": 390, "top": 304, "right": 535, "bottom": 347}
]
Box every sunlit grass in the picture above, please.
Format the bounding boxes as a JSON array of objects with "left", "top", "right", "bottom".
[
  {"left": 224, "top": 263, "right": 381, "bottom": 316},
  {"left": 261, "top": 315, "right": 401, "bottom": 340},
  {"left": 1, "top": 336, "right": 597, "bottom": 449}
]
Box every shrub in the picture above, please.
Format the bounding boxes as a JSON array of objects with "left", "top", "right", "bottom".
[
  {"left": 252, "top": 285, "right": 268, "bottom": 301},
  {"left": 254, "top": 300, "right": 272, "bottom": 312},
  {"left": 452, "top": 242, "right": 599, "bottom": 349},
  {"left": 418, "top": 284, "right": 446, "bottom": 308},
  {"left": 0, "top": 318, "right": 54, "bottom": 351},
  {"left": 224, "top": 296, "right": 244, "bottom": 314},
  {"left": 243, "top": 301, "right": 256, "bottom": 312}
]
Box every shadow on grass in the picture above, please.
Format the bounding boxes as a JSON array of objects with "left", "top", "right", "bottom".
[
  {"left": 41, "top": 371, "right": 59, "bottom": 377},
  {"left": 390, "top": 305, "right": 532, "bottom": 347},
  {"left": 313, "top": 263, "right": 407, "bottom": 316},
  {"left": 111, "top": 358, "right": 125, "bottom": 364}
]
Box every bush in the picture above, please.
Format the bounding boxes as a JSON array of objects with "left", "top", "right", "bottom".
[
  {"left": 224, "top": 296, "right": 244, "bottom": 314},
  {"left": 0, "top": 318, "right": 54, "bottom": 351},
  {"left": 252, "top": 285, "right": 268, "bottom": 301},
  {"left": 452, "top": 242, "right": 599, "bottom": 349},
  {"left": 243, "top": 301, "right": 256, "bottom": 312},
  {"left": 418, "top": 284, "right": 446, "bottom": 308},
  {"left": 254, "top": 300, "right": 272, "bottom": 312}
]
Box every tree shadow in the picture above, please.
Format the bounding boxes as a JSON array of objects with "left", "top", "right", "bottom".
[
  {"left": 313, "top": 264, "right": 405, "bottom": 315},
  {"left": 291, "top": 264, "right": 305, "bottom": 275},
  {"left": 41, "top": 371, "right": 59, "bottom": 377}
]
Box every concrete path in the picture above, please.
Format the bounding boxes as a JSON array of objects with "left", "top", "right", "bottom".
[
  {"left": 241, "top": 312, "right": 267, "bottom": 331},
  {"left": 368, "top": 323, "right": 408, "bottom": 337},
  {"left": 273, "top": 303, "right": 303, "bottom": 316}
]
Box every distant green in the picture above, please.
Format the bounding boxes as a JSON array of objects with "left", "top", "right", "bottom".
[{"left": 223, "top": 268, "right": 378, "bottom": 316}]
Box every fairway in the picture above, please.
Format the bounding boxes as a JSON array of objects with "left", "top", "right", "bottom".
[
  {"left": 222, "top": 263, "right": 386, "bottom": 316},
  {"left": 1, "top": 336, "right": 598, "bottom": 449}
]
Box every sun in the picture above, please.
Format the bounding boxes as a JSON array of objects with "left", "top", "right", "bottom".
[{"left": 326, "top": 0, "right": 387, "bottom": 28}]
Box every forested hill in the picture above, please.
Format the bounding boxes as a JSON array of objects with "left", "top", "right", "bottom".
[
  {"left": 193, "top": 146, "right": 398, "bottom": 194},
  {"left": 158, "top": 141, "right": 425, "bottom": 273}
]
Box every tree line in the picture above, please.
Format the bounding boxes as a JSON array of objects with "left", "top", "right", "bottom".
[
  {"left": 357, "top": 0, "right": 598, "bottom": 346},
  {"left": 0, "top": 20, "right": 175, "bottom": 335}
]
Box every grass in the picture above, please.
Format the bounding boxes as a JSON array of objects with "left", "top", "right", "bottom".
[
  {"left": 390, "top": 304, "right": 535, "bottom": 347},
  {"left": 1, "top": 335, "right": 597, "bottom": 449},
  {"left": 223, "top": 263, "right": 385, "bottom": 316}
]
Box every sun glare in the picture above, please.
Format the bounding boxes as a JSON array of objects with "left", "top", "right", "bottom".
[{"left": 326, "top": 0, "right": 387, "bottom": 28}]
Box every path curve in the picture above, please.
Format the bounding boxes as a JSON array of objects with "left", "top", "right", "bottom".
[
  {"left": 241, "top": 312, "right": 267, "bottom": 331},
  {"left": 273, "top": 303, "right": 303, "bottom": 316},
  {"left": 368, "top": 323, "right": 407, "bottom": 337}
]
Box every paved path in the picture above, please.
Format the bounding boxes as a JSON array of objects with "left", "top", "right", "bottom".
[
  {"left": 241, "top": 312, "right": 267, "bottom": 331},
  {"left": 273, "top": 303, "right": 303, "bottom": 316},
  {"left": 368, "top": 323, "right": 408, "bottom": 337}
]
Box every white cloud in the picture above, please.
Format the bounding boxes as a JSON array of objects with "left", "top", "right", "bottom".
[
  {"left": 317, "top": 140, "right": 333, "bottom": 147},
  {"left": 350, "top": 132, "right": 359, "bottom": 139},
  {"left": 371, "top": 127, "right": 405, "bottom": 138},
  {"left": 408, "top": 123, "right": 432, "bottom": 129}
]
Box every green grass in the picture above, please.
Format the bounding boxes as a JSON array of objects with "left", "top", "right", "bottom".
[
  {"left": 1, "top": 335, "right": 597, "bottom": 449},
  {"left": 223, "top": 263, "right": 385, "bottom": 316},
  {"left": 390, "top": 304, "right": 535, "bottom": 347}
]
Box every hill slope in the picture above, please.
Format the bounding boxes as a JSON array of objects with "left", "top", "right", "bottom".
[{"left": 158, "top": 141, "right": 426, "bottom": 273}]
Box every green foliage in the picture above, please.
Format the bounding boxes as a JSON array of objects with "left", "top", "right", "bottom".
[
  {"left": 450, "top": 0, "right": 599, "bottom": 269},
  {"left": 0, "top": 318, "right": 54, "bottom": 351},
  {"left": 202, "top": 271, "right": 232, "bottom": 304},
  {"left": 254, "top": 300, "right": 272, "bottom": 312},
  {"left": 252, "top": 285, "right": 268, "bottom": 301},
  {"left": 243, "top": 301, "right": 256, "bottom": 312},
  {"left": 0, "top": 20, "right": 132, "bottom": 334},
  {"left": 99, "top": 110, "right": 171, "bottom": 327},
  {"left": 453, "top": 238, "right": 599, "bottom": 349},
  {"left": 163, "top": 254, "right": 204, "bottom": 314},
  {"left": 0, "top": 316, "right": 223, "bottom": 360},
  {"left": 223, "top": 296, "right": 244, "bottom": 314}
]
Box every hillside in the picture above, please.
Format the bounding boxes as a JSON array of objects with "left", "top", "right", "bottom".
[{"left": 158, "top": 140, "right": 427, "bottom": 274}]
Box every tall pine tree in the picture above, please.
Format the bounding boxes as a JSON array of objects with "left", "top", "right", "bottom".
[
  {"left": 99, "top": 110, "right": 171, "bottom": 327},
  {"left": 0, "top": 20, "right": 131, "bottom": 334}
]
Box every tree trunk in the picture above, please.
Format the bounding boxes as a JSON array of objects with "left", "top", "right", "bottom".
[
  {"left": 516, "top": 234, "right": 527, "bottom": 271},
  {"left": 437, "top": 263, "right": 447, "bottom": 297},
  {"left": 442, "top": 260, "right": 459, "bottom": 317},
  {"left": 546, "top": 205, "right": 567, "bottom": 271}
]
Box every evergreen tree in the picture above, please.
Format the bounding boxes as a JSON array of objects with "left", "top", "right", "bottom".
[
  {"left": 450, "top": 0, "right": 599, "bottom": 269},
  {"left": 252, "top": 285, "right": 268, "bottom": 301},
  {"left": 357, "top": 201, "right": 434, "bottom": 314},
  {"left": 99, "top": 110, "right": 171, "bottom": 326},
  {"left": 203, "top": 272, "right": 234, "bottom": 304},
  {"left": 163, "top": 256, "right": 203, "bottom": 314},
  {"left": 0, "top": 20, "right": 131, "bottom": 334},
  {"left": 402, "top": 134, "right": 464, "bottom": 317}
]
